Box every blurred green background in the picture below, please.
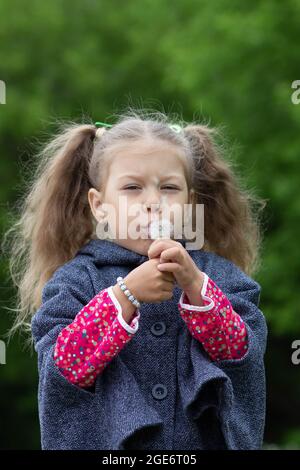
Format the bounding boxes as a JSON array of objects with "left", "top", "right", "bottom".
[{"left": 1, "top": 0, "right": 300, "bottom": 450}]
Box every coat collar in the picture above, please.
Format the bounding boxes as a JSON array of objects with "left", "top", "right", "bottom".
[{"left": 77, "top": 237, "right": 187, "bottom": 267}]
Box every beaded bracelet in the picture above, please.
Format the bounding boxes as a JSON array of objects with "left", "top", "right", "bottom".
[{"left": 116, "top": 276, "right": 141, "bottom": 309}]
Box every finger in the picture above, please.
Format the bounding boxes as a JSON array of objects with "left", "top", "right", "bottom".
[
  {"left": 155, "top": 264, "right": 175, "bottom": 282},
  {"left": 157, "top": 262, "right": 181, "bottom": 273},
  {"left": 147, "top": 240, "right": 167, "bottom": 258},
  {"left": 159, "top": 246, "right": 183, "bottom": 264},
  {"left": 148, "top": 239, "right": 178, "bottom": 259}
]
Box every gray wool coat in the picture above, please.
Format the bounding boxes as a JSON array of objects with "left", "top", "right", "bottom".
[{"left": 30, "top": 237, "right": 268, "bottom": 450}]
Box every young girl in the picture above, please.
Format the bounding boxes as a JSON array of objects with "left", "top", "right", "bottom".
[{"left": 4, "top": 110, "right": 268, "bottom": 450}]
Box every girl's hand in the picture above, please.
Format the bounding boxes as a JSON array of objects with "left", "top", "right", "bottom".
[
  {"left": 121, "top": 258, "right": 176, "bottom": 304},
  {"left": 147, "top": 239, "right": 205, "bottom": 294}
]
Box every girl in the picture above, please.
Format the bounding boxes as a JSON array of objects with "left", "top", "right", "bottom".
[{"left": 4, "top": 109, "right": 268, "bottom": 450}]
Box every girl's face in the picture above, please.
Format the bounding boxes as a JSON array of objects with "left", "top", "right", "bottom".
[{"left": 88, "top": 138, "right": 193, "bottom": 255}]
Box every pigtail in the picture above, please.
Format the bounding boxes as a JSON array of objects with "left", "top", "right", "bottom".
[
  {"left": 2, "top": 123, "right": 99, "bottom": 344},
  {"left": 184, "top": 124, "right": 266, "bottom": 276}
]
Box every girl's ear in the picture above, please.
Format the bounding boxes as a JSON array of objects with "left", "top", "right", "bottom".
[{"left": 88, "top": 188, "right": 106, "bottom": 222}]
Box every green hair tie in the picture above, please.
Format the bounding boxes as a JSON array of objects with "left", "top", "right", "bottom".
[
  {"left": 95, "top": 121, "right": 113, "bottom": 128},
  {"left": 168, "top": 123, "right": 182, "bottom": 133}
]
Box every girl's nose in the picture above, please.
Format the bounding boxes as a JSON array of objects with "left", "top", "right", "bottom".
[
  {"left": 143, "top": 202, "right": 161, "bottom": 216},
  {"left": 143, "top": 191, "right": 162, "bottom": 212}
]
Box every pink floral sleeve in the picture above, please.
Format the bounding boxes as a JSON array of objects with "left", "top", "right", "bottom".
[
  {"left": 53, "top": 286, "right": 140, "bottom": 389},
  {"left": 178, "top": 273, "right": 248, "bottom": 361}
]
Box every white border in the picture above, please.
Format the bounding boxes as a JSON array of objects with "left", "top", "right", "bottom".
[
  {"left": 178, "top": 272, "right": 215, "bottom": 312},
  {"left": 107, "top": 286, "right": 140, "bottom": 334}
]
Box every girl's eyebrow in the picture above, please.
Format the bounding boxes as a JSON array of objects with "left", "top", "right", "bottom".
[
  {"left": 118, "top": 174, "right": 184, "bottom": 181},
  {"left": 118, "top": 174, "right": 143, "bottom": 181}
]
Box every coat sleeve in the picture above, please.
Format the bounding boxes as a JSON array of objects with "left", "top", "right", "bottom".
[
  {"left": 176, "top": 255, "right": 268, "bottom": 450},
  {"left": 30, "top": 261, "right": 105, "bottom": 397},
  {"left": 177, "top": 272, "right": 248, "bottom": 361},
  {"left": 30, "top": 260, "right": 163, "bottom": 450},
  {"left": 53, "top": 286, "right": 140, "bottom": 388}
]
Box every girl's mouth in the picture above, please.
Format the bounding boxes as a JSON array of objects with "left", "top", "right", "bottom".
[{"left": 140, "top": 219, "right": 174, "bottom": 239}]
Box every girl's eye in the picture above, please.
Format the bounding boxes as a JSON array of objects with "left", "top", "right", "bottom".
[
  {"left": 123, "top": 186, "right": 141, "bottom": 190},
  {"left": 162, "top": 186, "right": 180, "bottom": 190},
  {"left": 122, "top": 185, "right": 180, "bottom": 191}
]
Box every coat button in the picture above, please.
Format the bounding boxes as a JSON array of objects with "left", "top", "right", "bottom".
[
  {"left": 151, "top": 383, "right": 168, "bottom": 400},
  {"left": 150, "top": 321, "right": 166, "bottom": 336}
]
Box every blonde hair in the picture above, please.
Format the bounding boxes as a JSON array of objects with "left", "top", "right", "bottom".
[{"left": 1, "top": 107, "right": 267, "bottom": 348}]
